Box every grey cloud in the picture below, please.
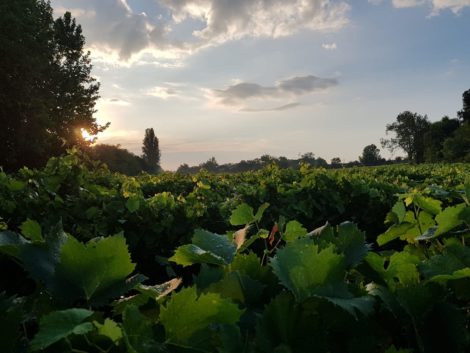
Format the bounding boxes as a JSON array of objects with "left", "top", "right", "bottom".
[
  {"left": 278, "top": 76, "right": 338, "bottom": 95},
  {"left": 240, "top": 102, "right": 301, "bottom": 112},
  {"left": 214, "top": 75, "right": 338, "bottom": 106},
  {"left": 53, "top": 0, "right": 169, "bottom": 60}
]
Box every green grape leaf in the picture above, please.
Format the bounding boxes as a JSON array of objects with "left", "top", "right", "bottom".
[
  {"left": 428, "top": 268, "right": 470, "bottom": 282},
  {"left": 435, "top": 203, "right": 466, "bottom": 236},
  {"left": 309, "top": 222, "right": 369, "bottom": 267},
  {"left": 53, "top": 234, "right": 136, "bottom": 302},
  {"left": 20, "top": 225, "right": 68, "bottom": 287},
  {"left": 170, "top": 229, "right": 236, "bottom": 266},
  {"left": 169, "top": 244, "right": 226, "bottom": 267},
  {"left": 392, "top": 201, "right": 407, "bottom": 224},
  {"left": 254, "top": 202, "right": 270, "bottom": 222},
  {"left": 231, "top": 252, "right": 264, "bottom": 280},
  {"left": 283, "top": 220, "right": 307, "bottom": 242},
  {"left": 0, "top": 231, "right": 28, "bottom": 257},
  {"left": 94, "top": 319, "right": 122, "bottom": 345},
  {"left": 125, "top": 196, "right": 140, "bottom": 213},
  {"left": 377, "top": 223, "right": 414, "bottom": 246},
  {"left": 335, "top": 222, "right": 370, "bottom": 267},
  {"left": 322, "top": 295, "right": 375, "bottom": 317},
  {"left": 366, "top": 252, "right": 420, "bottom": 290},
  {"left": 122, "top": 305, "right": 161, "bottom": 353},
  {"left": 420, "top": 238, "right": 470, "bottom": 282},
  {"left": 230, "top": 203, "right": 255, "bottom": 225},
  {"left": 270, "top": 239, "right": 344, "bottom": 301},
  {"left": 30, "top": 309, "right": 94, "bottom": 351},
  {"left": 19, "top": 219, "right": 43, "bottom": 242},
  {"left": 208, "top": 271, "right": 265, "bottom": 306},
  {"left": 413, "top": 195, "right": 442, "bottom": 215},
  {"left": 160, "top": 287, "right": 243, "bottom": 346}
]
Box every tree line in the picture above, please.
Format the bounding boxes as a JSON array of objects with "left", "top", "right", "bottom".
[{"left": 1, "top": 1, "right": 469, "bottom": 175}]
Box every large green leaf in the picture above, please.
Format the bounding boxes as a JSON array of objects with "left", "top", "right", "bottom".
[
  {"left": 420, "top": 238, "right": 470, "bottom": 282},
  {"left": 413, "top": 195, "right": 442, "bottom": 215},
  {"left": 310, "top": 222, "right": 369, "bottom": 267},
  {"left": 30, "top": 308, "right": 94, "bottom": 351},
  {"left": 366, "top": 252, "right": 420, "bottom": 291},
  {"left": 94, "top": 319, "right": 122, "bottom": 345},
  {"left": 335, "top": 222, "right": 370, "bottom": 267},
  {"left": 283, "top": 220, "right": 307, "bottom": 242},
  {"left": 20, "top": 225, "right": 68, "bottom": 287},
  {"left": 230, "top": 203, "right": 256, "bottom": 226},
  {"left": 19, "top": 219, "right": 43, "bottom": 242},
  {"left": 208, "top": 271, "right": 265, "bottom": 306},
  {"left": 122, "top": 305, "right": 161, "bottom": 353},
  {"left": 269, "top": 237, "right": 373, "bottom": 317},
  {"left": 160, "top": 287, "right": 242, "bottom": 346},
  {"left": 169, "top": 229, "right": 236, "bottom": 267},
  {"left": 53, "top": 233, "right": 136, "bottom": 302},
  {"left": 271, "top": 240, "right": 345, "bottom": 301},
  {"left": 434, "top": 203, "right": 466, "bottom": 237}
]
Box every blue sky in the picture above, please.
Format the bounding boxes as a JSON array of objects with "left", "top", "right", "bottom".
[{"left": 51, "top": 0, "right": 470, "bottom": 169}]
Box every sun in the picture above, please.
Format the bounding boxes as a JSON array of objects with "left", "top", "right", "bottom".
[{"left": 80, "top": 128, "right": 95, "bottom": 142}]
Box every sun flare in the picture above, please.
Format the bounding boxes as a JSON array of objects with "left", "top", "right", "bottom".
[{"left": 80, "top": 128, "right": 95, "bottom": 142}]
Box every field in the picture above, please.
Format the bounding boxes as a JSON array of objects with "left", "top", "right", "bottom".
[{"left": 1, "top": 151, "right": 469, "bottom": 353}]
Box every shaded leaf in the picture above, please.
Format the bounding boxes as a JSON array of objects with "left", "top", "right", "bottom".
[
  {"left": 122, "top": 305, "right": 161, "bottom": 353},
  {"left": 94, "top": 319, "right": 122, "bottom": 345},
  {"left": 160, "top": 287, "right": 242, "bottom": 346},
  {"left": 230, "top": 203, "right": 255, "bottom": 226},
  {"left": 283, "top": 220, "right": 307, "bottom": 243},
  {"left": 19, "top": 219, "right": 43, "bottom": 242},
  {"left": 30, "top": 309, "right": 94, "bottom": 351}
]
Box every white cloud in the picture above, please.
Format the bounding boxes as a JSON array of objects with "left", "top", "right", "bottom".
[
  {"left": 52, "top": 0, "right": 350, "bottom": 64},
  {"left": 392, "top": 0, "right": 426, "bottom": 8},
  {"left": 431, "top": 0, "right": 470, "bottom": 13},
  {"left": 322, "top": 42, "right": 337, "bottom": 50},
  {"left": 387, "top": 0, "right": 470, "bottom": 13},
  {"left": 146, "top": 86, "right": 179, "bottom": 100},
  {"left": 209, "top": 75, "right": 338, "bottom": 111}
]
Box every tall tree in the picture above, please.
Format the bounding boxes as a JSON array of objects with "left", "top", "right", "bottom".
[
  {"left": 381, "top": 111, "right": 431, "bottom": 164},
  {"left": 423, "top": 116, "right": 460, "bottom": 162},
  {"left": 0, "top": 0, "right": 106, "bottom": 171},
  {"left": 457, "top": 89, "right": 470, "bottom": 124},
  {"left": 142, "top": 128, "right": 161, "bottom": 173},
  {"left": 359, "top": 144, "right": 382, "bottom": 166}
]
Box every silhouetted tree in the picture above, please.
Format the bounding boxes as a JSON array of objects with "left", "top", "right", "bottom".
[
  {"left": 381, "top": 111, "right": 430, "bottom": 164},
  {"left": 442, "top": 124, "right": 470, "bottom": 162},
  {"left": 199, "top": 157, "right": 218, "bottom": 172},
  {"left": 88, "top": 144, "right": 146, "bottom": 175},
  {"left": 457, "top": 89, "right": 470, "bottom": 124},
  {"left": 330, "top": 157, "right": 342, "bottom": 168},
  {"left": 0, "top": 1, "right": 107, "bottom": 171},
  {"left": 424, "top": 116, "right": 460, "bottom": 162},
  {"left": 142, "top": 128, "right": 161, "bottom": 173},
  {"left": 359, "top": 144, "right": 382, "bottom": 166}
]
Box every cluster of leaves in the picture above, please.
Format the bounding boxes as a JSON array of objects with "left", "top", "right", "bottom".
[
  {"left": 1, "top": 151, "right": 470, "bottom": 280},
  {"left": 1, "top": 183, "right": 469, "bottom": 352}
]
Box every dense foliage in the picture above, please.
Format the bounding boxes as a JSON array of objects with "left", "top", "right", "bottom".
[
  {"left": 0, "top": 0, "right": 107, "bottom": 171},
  {"left": 1, "top": 152, "right": 469, "bottom": 352}
]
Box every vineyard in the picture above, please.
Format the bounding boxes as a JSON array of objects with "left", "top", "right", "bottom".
[{"left": 1, "top": 151, "right": 469, "bottom": 353}]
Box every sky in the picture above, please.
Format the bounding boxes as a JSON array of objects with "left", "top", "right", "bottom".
[{"left": 51, "top": 0, "right": 470, "bottom": 170}]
